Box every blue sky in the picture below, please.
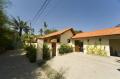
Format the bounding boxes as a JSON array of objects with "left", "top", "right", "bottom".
[{"left": 6, "top": 0, "right": 120, "bottom": 34}]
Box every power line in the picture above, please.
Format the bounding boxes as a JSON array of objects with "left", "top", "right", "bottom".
[
  {"left": 35, "top": 0, "right": 52, "bottom": 23},
  {"left": 32, "top": 0, "right": 49, "bottom": 23},
  {"left": 42, "top": 0, "right": 60, "bottom": 18}
]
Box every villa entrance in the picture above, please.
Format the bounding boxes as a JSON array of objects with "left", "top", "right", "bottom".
[
  {"left": 109, "top": 39, "right": 120, "bottom": 57},
  {"left": 75, "top": 40, "right": 83, "bottom": 52},
  {"left": 52, "top": 42, "right": 56, "bottom": 57}
]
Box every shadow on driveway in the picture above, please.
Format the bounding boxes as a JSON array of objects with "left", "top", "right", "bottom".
[
  {"left": 0, "top": 49, "right": 44, "bottom": 79},
  {"left": 116, "top": 60, "right": 120, "bottom": 63}
]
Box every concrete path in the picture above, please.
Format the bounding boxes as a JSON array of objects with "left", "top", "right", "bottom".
[
  {"left": 0, "top": 50, "right": 46, "bottom": 79},
  {"left": 47, "top": 53, "right": 120, "bottom": 79}
]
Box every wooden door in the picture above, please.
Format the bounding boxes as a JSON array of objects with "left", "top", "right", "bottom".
[
  {"left": 75, "top": 45, "right": 80, "bottom": 52},
  {"left": 52, "top": 43, "right": 56, "bottom": 57},
  {"left": 75, "top": 40, "right": 83, "bottom": 52}
]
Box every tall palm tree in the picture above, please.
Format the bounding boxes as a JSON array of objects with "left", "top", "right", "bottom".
[
  {"left": 43, "top": 22, "right": 48, "bottom": 34},
  {"left": 39, "top": 28, "right": 43, "bottom": 36},
  {"left": 10, "top": 17, "right": 28, "bottom": 37},
  {"left": 23, "top": 26, "right": 31, "bottom": 34}
]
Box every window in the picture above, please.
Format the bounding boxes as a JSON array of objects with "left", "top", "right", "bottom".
[
  {"left": 68, "top": 39, "right": 70, "bottom": 43},
  {"left": 57, "top": 38, "right": 60, "bottom": 43}
]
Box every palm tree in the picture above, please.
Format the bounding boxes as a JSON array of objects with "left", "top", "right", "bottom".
[
  {"left": 43, "top": 22, "right": 48, "bottom": 34},
  {"left": 10, "top": 17, "right": 28, "bottom": 37},
  {"left": 39, "top": 28, "right": 43, "bottom": 36},
  {"left": 23, "top": 26, "right": 31, "bottom": 34}
]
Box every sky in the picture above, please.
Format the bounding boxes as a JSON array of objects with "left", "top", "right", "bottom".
[{"left": 6, "top": 0, "right": 120, "bottom": 34}]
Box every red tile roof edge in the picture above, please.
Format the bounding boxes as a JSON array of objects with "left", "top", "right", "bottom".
[{"left": 72, "top": 26, "right": 120, "bottom": 39}]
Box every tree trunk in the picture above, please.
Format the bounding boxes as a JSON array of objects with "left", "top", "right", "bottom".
[{"left": 19, "top": 28, "right": 22, "bottom": 37}]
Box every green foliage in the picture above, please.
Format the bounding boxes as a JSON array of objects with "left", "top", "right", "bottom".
[
  {"left": 0, "top": 0, "right": 16, "bottom": 52},
  {"left": 86, "top": 46, "right": 107, "bottom": 56},
  {"left": 59, "top": 44, "right": 73, "bottom": 55},
  {"left": 24, "top": 45, "right": 36, "bottom": 63},
  {"left": 39, "top": 22, "right": 58, "bottom": 35},
  {"left": 0, "top": 0, "right": 8, "bottom": 27},
  {"left": 39, "top": 28, "right": 43, "bottom": 36},
  {"left": 10, "top": 17, "right": 29, "bottom": 37},
  {"left": 0, "top": 28, "right": 15, "bottom": 51},
  {"left": 43, "top": 43, "right": 50, "bottom": 60},
  {"left": 44, "top": 29, "right": 58, "bottom": 35},
  {"left": 75, "top": 30, "right": 83, "bottom": 33}
]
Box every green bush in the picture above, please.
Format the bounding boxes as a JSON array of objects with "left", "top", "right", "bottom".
[
  {"left": 24, "top": 45, "right": 36, "bottom": 63},
  {"left": 59, "top": 44, "right": 73, "bottom": 55},
  {"left": 43, "top": 43, "right": 50, "bottom": 60}
]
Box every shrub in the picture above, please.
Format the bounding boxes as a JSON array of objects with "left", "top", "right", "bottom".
[
  {"left": 24, "top": 45, "right": 36, "bottom": 63},
  {"left": 43, "top": 43, "right": 50, "bottom": 60},
  {"left": 59, "top": 44, "right": 73, "bottom": 55},
  {"left": 86, "top": 46, "right": 107, "bottom": 56}
]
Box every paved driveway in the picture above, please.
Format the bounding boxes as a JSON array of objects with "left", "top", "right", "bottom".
[
  {"left": 47, "top": 53, "right": 120, "bottom": 79},
  {"left": 0, "top": 50, "right": 45, "bottom": 79}
]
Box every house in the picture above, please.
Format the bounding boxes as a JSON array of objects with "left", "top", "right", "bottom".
[
  {"left": 37, "top": 28, "right": 75, "bottom": 60},
  {"left": 72, "top": 26, "right": 120, "bottom": 57}
]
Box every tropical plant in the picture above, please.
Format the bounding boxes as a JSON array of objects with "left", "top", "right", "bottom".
[
  {"left": 59, "top": 44, "right": 73, "bottom": 55},
  {"left": 10, "top": 17, "right": 28, "bottom": 37},
  {"left": 39, "top": 28, "right": 43, "bottom": 36},
  {"left": 23, "top": 26, "right": 31, "bottom": 34},
  {"left": 0, "top": 0, "right": 16, "bottom": 52},
  {"left": 43, "top": 43, "right": 51, "bottom": 60},
  {"left": 44, "top": 29, "right": 58, "bottom": 34},
  {"left": 43, "top": 21, "right": 48, "bottom": 34},
  {"left": 0, "top": 0, "right": 8, "bottom": 27},
  {"left": 24, "top": 45, "right": 36, "bottom": 63}
]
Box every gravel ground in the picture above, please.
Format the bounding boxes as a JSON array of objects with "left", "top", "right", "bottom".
[
  {"left": 0, "top": 50, "right": 46, "bottom": 79},
  {"left": 47, "top": 52, "right": 120, "bottom": 79}
]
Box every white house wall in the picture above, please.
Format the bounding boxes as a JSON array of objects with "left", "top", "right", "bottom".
[
  {"left": 83, "top": 37, "right": 110, "bottom": 56},
  {"left": 60, "top": 30, "right": 74, "bottom": 44},
  {"left": 56, "top": 43, "right": 61, "bottom": 56},
  {"left": 47, "top": 43, "right": 53, "bottom": 57},
  {"left": 73, "top": 35, "right": 120, "bottom": 56}
]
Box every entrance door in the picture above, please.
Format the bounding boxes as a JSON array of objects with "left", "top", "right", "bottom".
[
  {"left": 52, "top": 43, "right": 56, "bottom": 57},
  {"left": 75, "top": 40, "right": 83, "bottom": 52}
]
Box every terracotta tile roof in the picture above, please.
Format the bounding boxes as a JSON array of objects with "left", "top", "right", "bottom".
[
  {"left": 38, "top": 28, "right": 74, "bottom": 39},
  {"left": 72, "top": 26, "right": 120, "bottom": 39}
]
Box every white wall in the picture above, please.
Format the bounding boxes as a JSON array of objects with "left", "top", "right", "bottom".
[
  {"left": 83, "top": 37, "right": 110, "bottom": 56},
  {"left": 25, "top": 43, "right": 37, "bottom": 48},
  {"left": 37, "top": 39, "right": 44, "bottom": 61},
  {"left": 69, "top": 39, "right": 75, "bottom": 52},
  {"left": 72, "top": 35, "right": 120, "bottom": 56},
  {"left": 47, "top": 43, "right": 53, "bottom": 58},
  {"left": 56, "top": 43, "right": 61, "bottom": 56},
  {"left": 60, "top": 30, "right": 74, "bottom": 44}
]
